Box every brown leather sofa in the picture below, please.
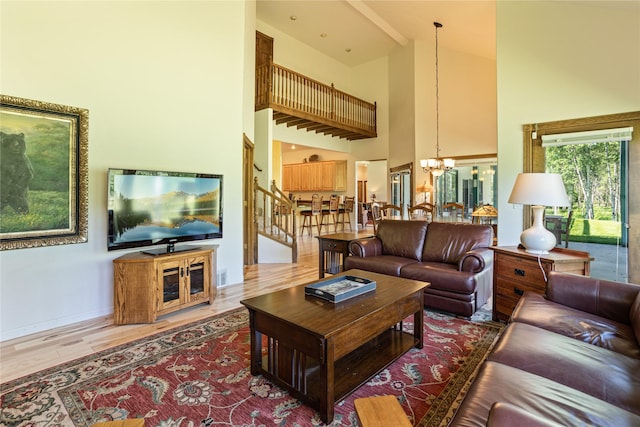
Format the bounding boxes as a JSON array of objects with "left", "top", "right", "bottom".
[
  {"left": 449, "top": 271, "right": 640, "bottom": 426},
  {"left": 344, "top": 220, "right": 494, "bottom": 317}
]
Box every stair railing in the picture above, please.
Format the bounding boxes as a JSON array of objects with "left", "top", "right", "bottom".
[{"left": 253, "top": 177, "right": 298, "bottom": 263}]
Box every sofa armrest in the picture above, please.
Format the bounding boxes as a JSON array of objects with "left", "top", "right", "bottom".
[
  {"left": 546, "top": 271, "right": 640, "bottom": 324},
  {"left": 458, "top": 248, "right": 493, "bottom": 273},
  {"left": 349, "top": 238, "right": 383, "bottom": 257},
  {"left": 487, "top": 402, "right": 563, "bottom": 427}
]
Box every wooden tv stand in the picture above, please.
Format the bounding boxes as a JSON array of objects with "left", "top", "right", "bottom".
[{"left": 113, "top": 245, "right": 218, "bottom": 325}]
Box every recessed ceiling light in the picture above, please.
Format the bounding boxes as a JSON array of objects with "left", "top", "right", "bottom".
[{"left": 290, "top": 15, "right": 297, "bottom": 21}]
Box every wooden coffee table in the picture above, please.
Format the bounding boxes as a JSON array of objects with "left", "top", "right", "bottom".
[{"left": 240, "top": 269, "right": 428, "bottom": 424}]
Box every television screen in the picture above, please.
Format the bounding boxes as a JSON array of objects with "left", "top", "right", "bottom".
[{"left": 107, "top": 168, "right": 223, "bottom": 253}]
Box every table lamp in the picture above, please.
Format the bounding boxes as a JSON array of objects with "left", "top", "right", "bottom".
[
  {"left": 416, "top": 181, "right": 432, "bottom": 203},
  {"left": 508, "top": 173, "right": 569, "bottom": 254}
]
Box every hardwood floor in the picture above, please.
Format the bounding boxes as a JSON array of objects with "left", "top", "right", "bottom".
[{"left": 0, "top": 233, "right": 330, "bottom": 383}]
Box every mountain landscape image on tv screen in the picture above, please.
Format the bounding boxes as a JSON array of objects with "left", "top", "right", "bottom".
[{"left": 108, "top": 171, "right": 222, "bottom": 250}]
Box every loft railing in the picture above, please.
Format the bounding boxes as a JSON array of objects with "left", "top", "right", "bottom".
[
  {"left": 253, "top": 177, "right": 297, "bottom": 263},
  {"left": 256, "top": 62, "right": 377, "bottom": 141}
]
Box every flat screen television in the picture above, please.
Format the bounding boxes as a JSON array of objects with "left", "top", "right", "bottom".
[{"left": 107, "top": 168, "right": 223, "bottom": 254}]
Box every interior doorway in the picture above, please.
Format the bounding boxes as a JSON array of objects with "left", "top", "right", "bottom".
[
  {"left": 390, "top": 163, "right": 414, "bottom": 218},
  {"left": 355, "top": 160, "right": 388, "bottom": 228},
  {"left": 243, "top": 134, "right": 255, "bottom": 266}
]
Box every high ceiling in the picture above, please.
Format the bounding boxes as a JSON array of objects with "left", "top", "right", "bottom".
[{"left": 256, "top": 0, "right": 497, "bottom": 67}]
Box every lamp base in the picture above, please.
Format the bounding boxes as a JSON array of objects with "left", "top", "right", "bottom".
[{"left": 520, "top": 205, "right": 557, "bottom": 254}]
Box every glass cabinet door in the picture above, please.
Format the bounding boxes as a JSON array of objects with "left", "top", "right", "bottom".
[
  {"left": 189, "top": 261, "right": 205, "bottom": 295},
  {"left": 160, "top": 260, "right": 182, "bottom": 309}
]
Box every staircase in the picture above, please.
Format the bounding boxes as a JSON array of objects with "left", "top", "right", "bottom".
[{"left": 253, "top": 177, "right": 297, "bottom": 263}]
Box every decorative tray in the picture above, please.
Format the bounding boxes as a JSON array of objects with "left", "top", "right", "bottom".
[{"left": 304, "top": 275, "right": 376, "bottom": 303}]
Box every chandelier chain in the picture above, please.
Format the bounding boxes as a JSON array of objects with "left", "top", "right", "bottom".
[
  {"left": 420, "top": 21, "right": 453, "bottom": 179},
  {"left": 435, "top": 21, "right": 440, "bottom": 159}
]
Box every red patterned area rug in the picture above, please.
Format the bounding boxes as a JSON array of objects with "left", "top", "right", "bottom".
[{"left": 1, "top": 308, "right": 502, "bottom": 427}]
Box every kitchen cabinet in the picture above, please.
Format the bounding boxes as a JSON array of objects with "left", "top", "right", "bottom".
[{"left": 283, "top": 160, "right": 347, "bottom": 192}]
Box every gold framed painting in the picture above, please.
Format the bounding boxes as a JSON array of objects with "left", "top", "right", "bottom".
[{"left": 0, "top": 95, "right": 88, "bottom": 250}]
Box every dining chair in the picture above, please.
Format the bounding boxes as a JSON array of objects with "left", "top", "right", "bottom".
[
  {"left": 323, "top": 195, "right": 340, "bottom": 233},
  {"left": 370, "top": 203, "right": 383, "bottom": 233},
  {"left": 408, "top": 203, "right": 435, "bottom": 221},
  {"left": 300, "top": 194, "right": 323, "bottom": 235},
  {"left": 442, "top": 202, "right": 464, "bottom": 222},
  {"left": 338, "top": 196, "right": 355, "bottom": 231},
  {"left": 379, "top": 203, "right": 402, "bottom": 219},
  {"left": 545, "top": 210, "right": 574, "bottom": 248}
]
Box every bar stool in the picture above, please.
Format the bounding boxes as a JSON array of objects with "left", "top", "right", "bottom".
[
  {"left": 300, "top": 194, "right": 322, "bottom": 235},
  {"left": 338, "top": 196, "right": 355, "bottom": 231}
]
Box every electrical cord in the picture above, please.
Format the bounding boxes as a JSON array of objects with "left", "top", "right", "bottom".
[{"left": 538, "top": 253, "right": 548, "bottom": 283}]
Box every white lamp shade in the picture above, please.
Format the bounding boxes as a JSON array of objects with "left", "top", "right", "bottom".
[
  {"left": 443, "top": 158, "right": 456, "bottom": 169},
  {"left": 508, "top": 173, "right": 569, "bottom": 207}
]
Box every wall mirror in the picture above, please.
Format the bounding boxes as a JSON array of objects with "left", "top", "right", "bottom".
[{"left": 433, "top": 155, "right": 497, "bottom": 220}]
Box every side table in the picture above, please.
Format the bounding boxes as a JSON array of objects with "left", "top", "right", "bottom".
[
  {"left": 316, "top": 231, "right": 374, "bottom": 278},
  {"left": 491, "top": 246, "right": 593, "bottom": 322}
]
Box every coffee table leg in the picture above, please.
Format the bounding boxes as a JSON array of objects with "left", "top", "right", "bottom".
[
  {"left": 319, "top": 341, "right": 335, "bottom": 424},
  {"left": 248, "top": 311, "right": 262, "bottom": 375},
  {"left": 318, "top": 239, "right": 326, "bottom": 278},
  {"left": 414, "top": 307, "right": 424, "bottom": 349}
]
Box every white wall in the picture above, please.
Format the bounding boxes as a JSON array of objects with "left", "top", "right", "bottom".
[
  {"left": 414, "top": 38, "right": 497, "bottom": 195},
  {"left": 496, "top": 1, "right": 640, "bottom": 246},
  {"left": 0, "top": 1, "right": 251, "bottom": 340},
  {"left": 351, "top": 56, "right": 390, "bottom": 163},
  {"left": 367, "top": 161, "right": 389, "bottom": 202},
  {"left": 387, "top": 42, "right": 416, "bottom": 169}
]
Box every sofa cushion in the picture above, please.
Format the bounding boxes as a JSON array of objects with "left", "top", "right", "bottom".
[
  {"left": 487, "top": 402, "right": 564, "bottom": 427},
  {"left": 448, "top": 361, "right": 640, "bottom": 427},
  {"left": 344, "top": 255, "right": 418, "bottom": 277},
  {"left": 511, "top": 292, "right": 640, "bottom": 359},
  {"left": 421, "top": 222, "right": 492, "bottom": 264},
  {"left": 376, "top": 220, "right": 428, "bottom": 261},
  {"left": 630, "top": 292, "right": 640, "bottom": 347},
  {"left": 400, "top": 262, "right": 477, "bottom": 294},
  {"left": 547, "top": 272, "right": 639, "bottom": 325},
  {"left": 488, "top": 322, "right": 640, "bottom": 414}
]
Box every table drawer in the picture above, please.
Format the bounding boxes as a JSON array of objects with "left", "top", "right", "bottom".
[
  {"left": 321, "top": 239, "right": 348, "bottom": 252},
  {"left": 494, "top": 292, "right": 521, "bottom": 322},
  {"left": 495, "top": 277, "right": 547, "bottom": 322},
  {"left": 496, "top": 258, "right": 548, "bottom": 286},
  {"left": 496, "top": 277, "right": 547, "bottom": 300}
]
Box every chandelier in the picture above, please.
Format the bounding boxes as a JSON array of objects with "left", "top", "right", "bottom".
[{"left": 420, "top": 22, "right": 454, "bottom": 177}]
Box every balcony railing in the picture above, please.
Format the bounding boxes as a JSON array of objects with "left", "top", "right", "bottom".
[{"left": 256, "top": 62, "right": 377, "bottom": 141}]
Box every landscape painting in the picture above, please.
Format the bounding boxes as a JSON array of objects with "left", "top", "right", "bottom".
[{"left": 0, "top": 95, "right": 88, "bottom": 250}]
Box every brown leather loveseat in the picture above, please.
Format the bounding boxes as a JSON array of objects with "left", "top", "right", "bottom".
[
  {"left": 344, "top": 220, "right": 494, "bottom": 317},
  {"left": 449, "top": 271, "right": 640, "bottom": 426}
]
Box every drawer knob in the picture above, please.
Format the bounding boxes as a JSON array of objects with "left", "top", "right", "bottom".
[
  {"left": 514, "top": 268, "right": 525, "bottom": 277},
  {"left": 514, "top": 287, "right": 524, "bottom": 296}
]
